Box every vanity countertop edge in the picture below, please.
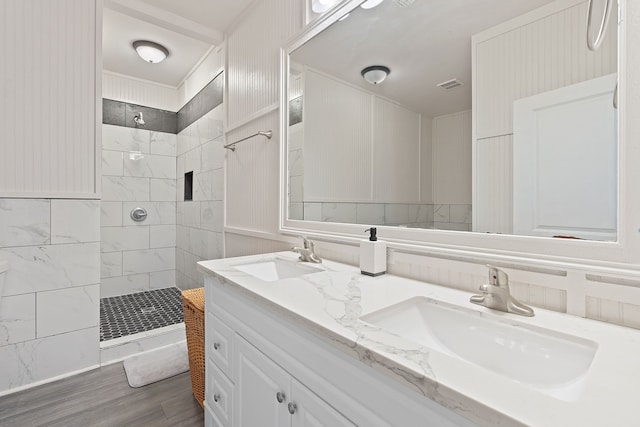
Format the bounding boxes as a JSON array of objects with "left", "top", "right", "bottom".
[{"left": 197, "top": 251, "right": 640, "bottom": 427}]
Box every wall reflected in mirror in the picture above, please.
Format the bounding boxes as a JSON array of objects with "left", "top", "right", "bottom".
[{"left": 287, "top": 0, "right": 618, "bottom": 241}]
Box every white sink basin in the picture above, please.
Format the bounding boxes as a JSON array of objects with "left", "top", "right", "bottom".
[
  {"left": 361, "top": 297, "right": 598, "bottom": 401},
  {"left": 232, "top": 258, "right": 323, "bottom": 282}
]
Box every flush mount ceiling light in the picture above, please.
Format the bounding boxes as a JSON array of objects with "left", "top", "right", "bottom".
[
  {"left": 360, "top": 0, "right": 385, "bottom": 9},
  {"left": 133, "top": 40, "right": 169, "bottom": 64},
  {"left": 361, "top": 65, "right": 390, "bottom": 85}
]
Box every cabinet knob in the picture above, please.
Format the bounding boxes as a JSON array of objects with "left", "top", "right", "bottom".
[
  {"left": 213, "top": 394, "right": 220, "bottom": 403},
  {"left": 276, "top": 391, "right": 286, "bottom": 403},
  {"left": 213, "top": 342, "right": 220, "bottom": 350},
  {"left": 288, "top": 402, "right": 297, "bottom": 415}
]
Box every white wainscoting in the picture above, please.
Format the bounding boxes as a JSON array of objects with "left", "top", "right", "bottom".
[
  {"left": 226, "top": 0, "right": 303, "bottom": 127},
  {"left": 0, "top": 0, "right": 100, "bottom": 197},
  {"left": 103, "top": 71, "right": 179, "bottom": 112}
]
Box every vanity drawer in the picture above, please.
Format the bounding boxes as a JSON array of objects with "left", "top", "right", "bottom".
[
  {"left": 207, "top": 311, "right": 235, "bottom": 380},
  {"left": 206, "top": 361, "right": 234, "bottom": 427}
]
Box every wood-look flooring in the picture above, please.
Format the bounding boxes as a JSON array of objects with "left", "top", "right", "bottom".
[{"left": 0, "top": 363, "right": 204, "bottom": 427}]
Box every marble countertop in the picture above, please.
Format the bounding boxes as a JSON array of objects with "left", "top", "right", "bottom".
[{"left": 198, "top": 252, "right": 640, "bottom": 426}]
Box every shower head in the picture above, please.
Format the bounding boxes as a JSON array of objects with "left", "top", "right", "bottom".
[{"left": 133, "top": 112, "right": 145, "bottom": 126}]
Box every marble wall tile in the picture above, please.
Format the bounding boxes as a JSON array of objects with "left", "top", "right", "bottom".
[
  {"left": 194, "top": 170, "right": 215, "bottom": 201},
  {"left": 183, "top": 251, "right": 203, "bottom": 282},
  {"left": 288, "top": 148, "right": 303, "bottom": 176},
  {"left": 0, "top": 293, "right": 36, "bottom": 346},
  {"left": 122, "top": 202, "right": 176, "bottom": 226},
  {"left": 408, "top": 204, "right": 433, "bottom": 224},
  {"left": 123, "top": 248, "right": 176, "bottom": 275},
  {"left": 211, "top": 169, "right": 224, "bottom": 201},
  {"left": 182, "top": 202, "right": 201, "bottom": 228},
  {"left": 321, "top": 203, "right": 357, "bottom": 224},
  {"left": 450, "top": 204, "right": 472, "bottom": 224},
  {"left": 303, "top": 203, "right": 322, "bottom": 221},
  {"left": 150, "top": 179, "right": 177, "bottom": 202},
  {"left": 102, "top": 176, "right": 149, "bottom": 201},
  {"left": 36, "top": 285, "right": 99, "bottom": 338},
  {"left": 101, "top": 150, "right": 124, "bottom": 176},
  {"left": 176, "top": 177, "right": 185, "bottom": 202},
  {"left": 150, "top": 270, "right": 176, "bottom": 289},
  {"left": 149, "top": 132, "right": 177, "bottom": 156},
  {"left": 184, "top": 145, "right": 203, "bottom": 175},
  {"left": 177, "top": 126, "right": 197, "bottom": 157},
  {"left": 101, "top": 273, "right": 149, "bottom": 298},
  {"left": 356, "top": 204, "right": 385, "bottom": 225},
  {"left": 206, "top": 232, "right": 224, "bottom": 260},
  {"left": 101, "top": 252, "right": 122, "bottom": 279},
  {"left": 289, "top": 176, "right": 303, "bottom": 203},
  {"left": 0, "top": 242, "right": 100, "bottom": 296},
  {"left": 201, "top": 201, "right": 223, "bottom": 232},
  {"left": 123, "top": 153, "right": 176, "bottom": 179},
  {"left": 177, "top": 155, "right": 186, "bottom": 178},
  {"left": 0, "top": 199, "right": 50, "bottom": 247},
  {"left": 176, "top": 226, "right": 188, "bottom": 251},
  {"left": 150, "top": 225, "right": 177, "bottom": 249},
  {"left": 201, "top": 139, "right": 225, "bottom": 172},
  {"left": 102, "top": 124, "right": 151, "bottom": 153},
  {"left": 0, "top": 327, "right": 99, "bottom": 393},
  {"left": 385, "top": 204, "right": 410, "bottom": 225},
  {"left": 100, "top": 201, "right": 123, "bottom": 227},
  {"left": 51, "top": 200, "right": 100, "bottom": 244},
  {"left": 101, "top": 226, "right": 149, "bottom": 253},
  {"left": 175, "top": 248, "right": 186, "bottom": 276},
  {"left": 434, "top": 204, "right": 451, "bottom": 222},
  {"left": 289, "top": 203, "right": 303, "bottom": 220}
]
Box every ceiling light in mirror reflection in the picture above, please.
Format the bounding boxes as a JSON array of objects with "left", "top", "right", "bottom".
[{"left": 287, "top": 0, "right": 618, "bottom": 241}]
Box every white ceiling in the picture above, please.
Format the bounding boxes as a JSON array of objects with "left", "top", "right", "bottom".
[
  {"left": 102, "top": 0, "right": 253, "bottom": 87},
  {"left": 291, "top": 0, "right": 555, "bottom": 118}
]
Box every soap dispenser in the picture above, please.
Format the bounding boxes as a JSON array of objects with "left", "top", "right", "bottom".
[{"left": 360, "top": 227, "right": 386, "bottom": 276}]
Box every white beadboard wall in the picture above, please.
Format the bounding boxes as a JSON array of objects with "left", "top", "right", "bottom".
[
  {"left": 0, "top": 0, "right": 99, "bottom": 197},
  {"left": 102, "top": 71, "right": 179, "bottom": 112},
  {"left": 473, "top": 0, "right": 617, "bottom": 234},
  {"left": 303, "top": 69, "right": 373, "bottom": 202},
  {"left": 177, "top": 47, "right": 224, "bottom": 110},
  {"left": 225, "top": 0, "right": 303, "bottom": 236},
  {"left": 474, "top": 0, "right": 617, "bottom": 138},
  {"left": 432, "top": 110, "right": 472, "bottom": 204},
  {"left": 226, "top": 0, "right": 303, "bottom": 127},
  {"left": 226, "top": 112, "right": 281, "bottom": 233},
  {"left": 474, "top": 135, "right": 513, "bottom": 234},
  {"left": 373, "top": 97, "right": 421, "bottom": 203}
]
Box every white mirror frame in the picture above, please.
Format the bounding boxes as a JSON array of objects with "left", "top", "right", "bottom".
[{"left": 280, "top": 0, "right": 640, "bottom": 272}]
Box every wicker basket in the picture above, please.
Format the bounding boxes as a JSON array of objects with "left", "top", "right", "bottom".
[{"left": 182, "top": 288, "right": 205, "bottom": 409}]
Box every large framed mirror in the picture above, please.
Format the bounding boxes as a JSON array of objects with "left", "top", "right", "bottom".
[{"left": 280, "top": 0, "right": 635, "bottom": 267}]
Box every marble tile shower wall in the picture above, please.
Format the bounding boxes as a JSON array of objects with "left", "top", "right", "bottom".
[
  {"left": 176, "top": 105, "right": 225, "bottom": 290},
  {"left": 101, "top": 125, "right": 177, "bottom": 297},
  {"left": 0, "top": 199, "right": 100, "bottom": 393}
]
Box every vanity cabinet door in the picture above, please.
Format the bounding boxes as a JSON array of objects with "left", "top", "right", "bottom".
[
  {"left": 290, "top": 379, "right": 355, "bottom": 427},
  {"left": 234, "top": 335, "right": 290, "bottom": 426}
]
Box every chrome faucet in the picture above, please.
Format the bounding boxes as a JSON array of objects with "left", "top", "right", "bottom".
[
  {"left": 292, "top": 237, "right": 322, "bottom": 263},
  {"left": 470, "top": 265, "right": 534, "bottom": 317}
]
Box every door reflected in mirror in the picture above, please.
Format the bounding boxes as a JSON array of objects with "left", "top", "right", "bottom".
[{"left": 286, "top": 0, "right": 618, "bottom": 241}]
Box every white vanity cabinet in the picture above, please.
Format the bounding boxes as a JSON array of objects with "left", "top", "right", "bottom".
[
  {"left": 203, "top": 273, "right": 473, "bottom": 427},
  {"left": 235, "top": 336, "right": 355, "bottom": 427},
  {"left": 205, "top": 295, "right": 356, "bottom": 427}
]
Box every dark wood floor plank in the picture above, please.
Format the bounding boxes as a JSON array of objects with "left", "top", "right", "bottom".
[{"left": 0, "top": 363, "right": 204, "bottom": 427}]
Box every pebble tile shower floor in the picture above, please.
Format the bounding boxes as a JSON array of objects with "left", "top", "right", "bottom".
[{"left": 100, "top": 287, "right": 184, "bottom": 342}]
